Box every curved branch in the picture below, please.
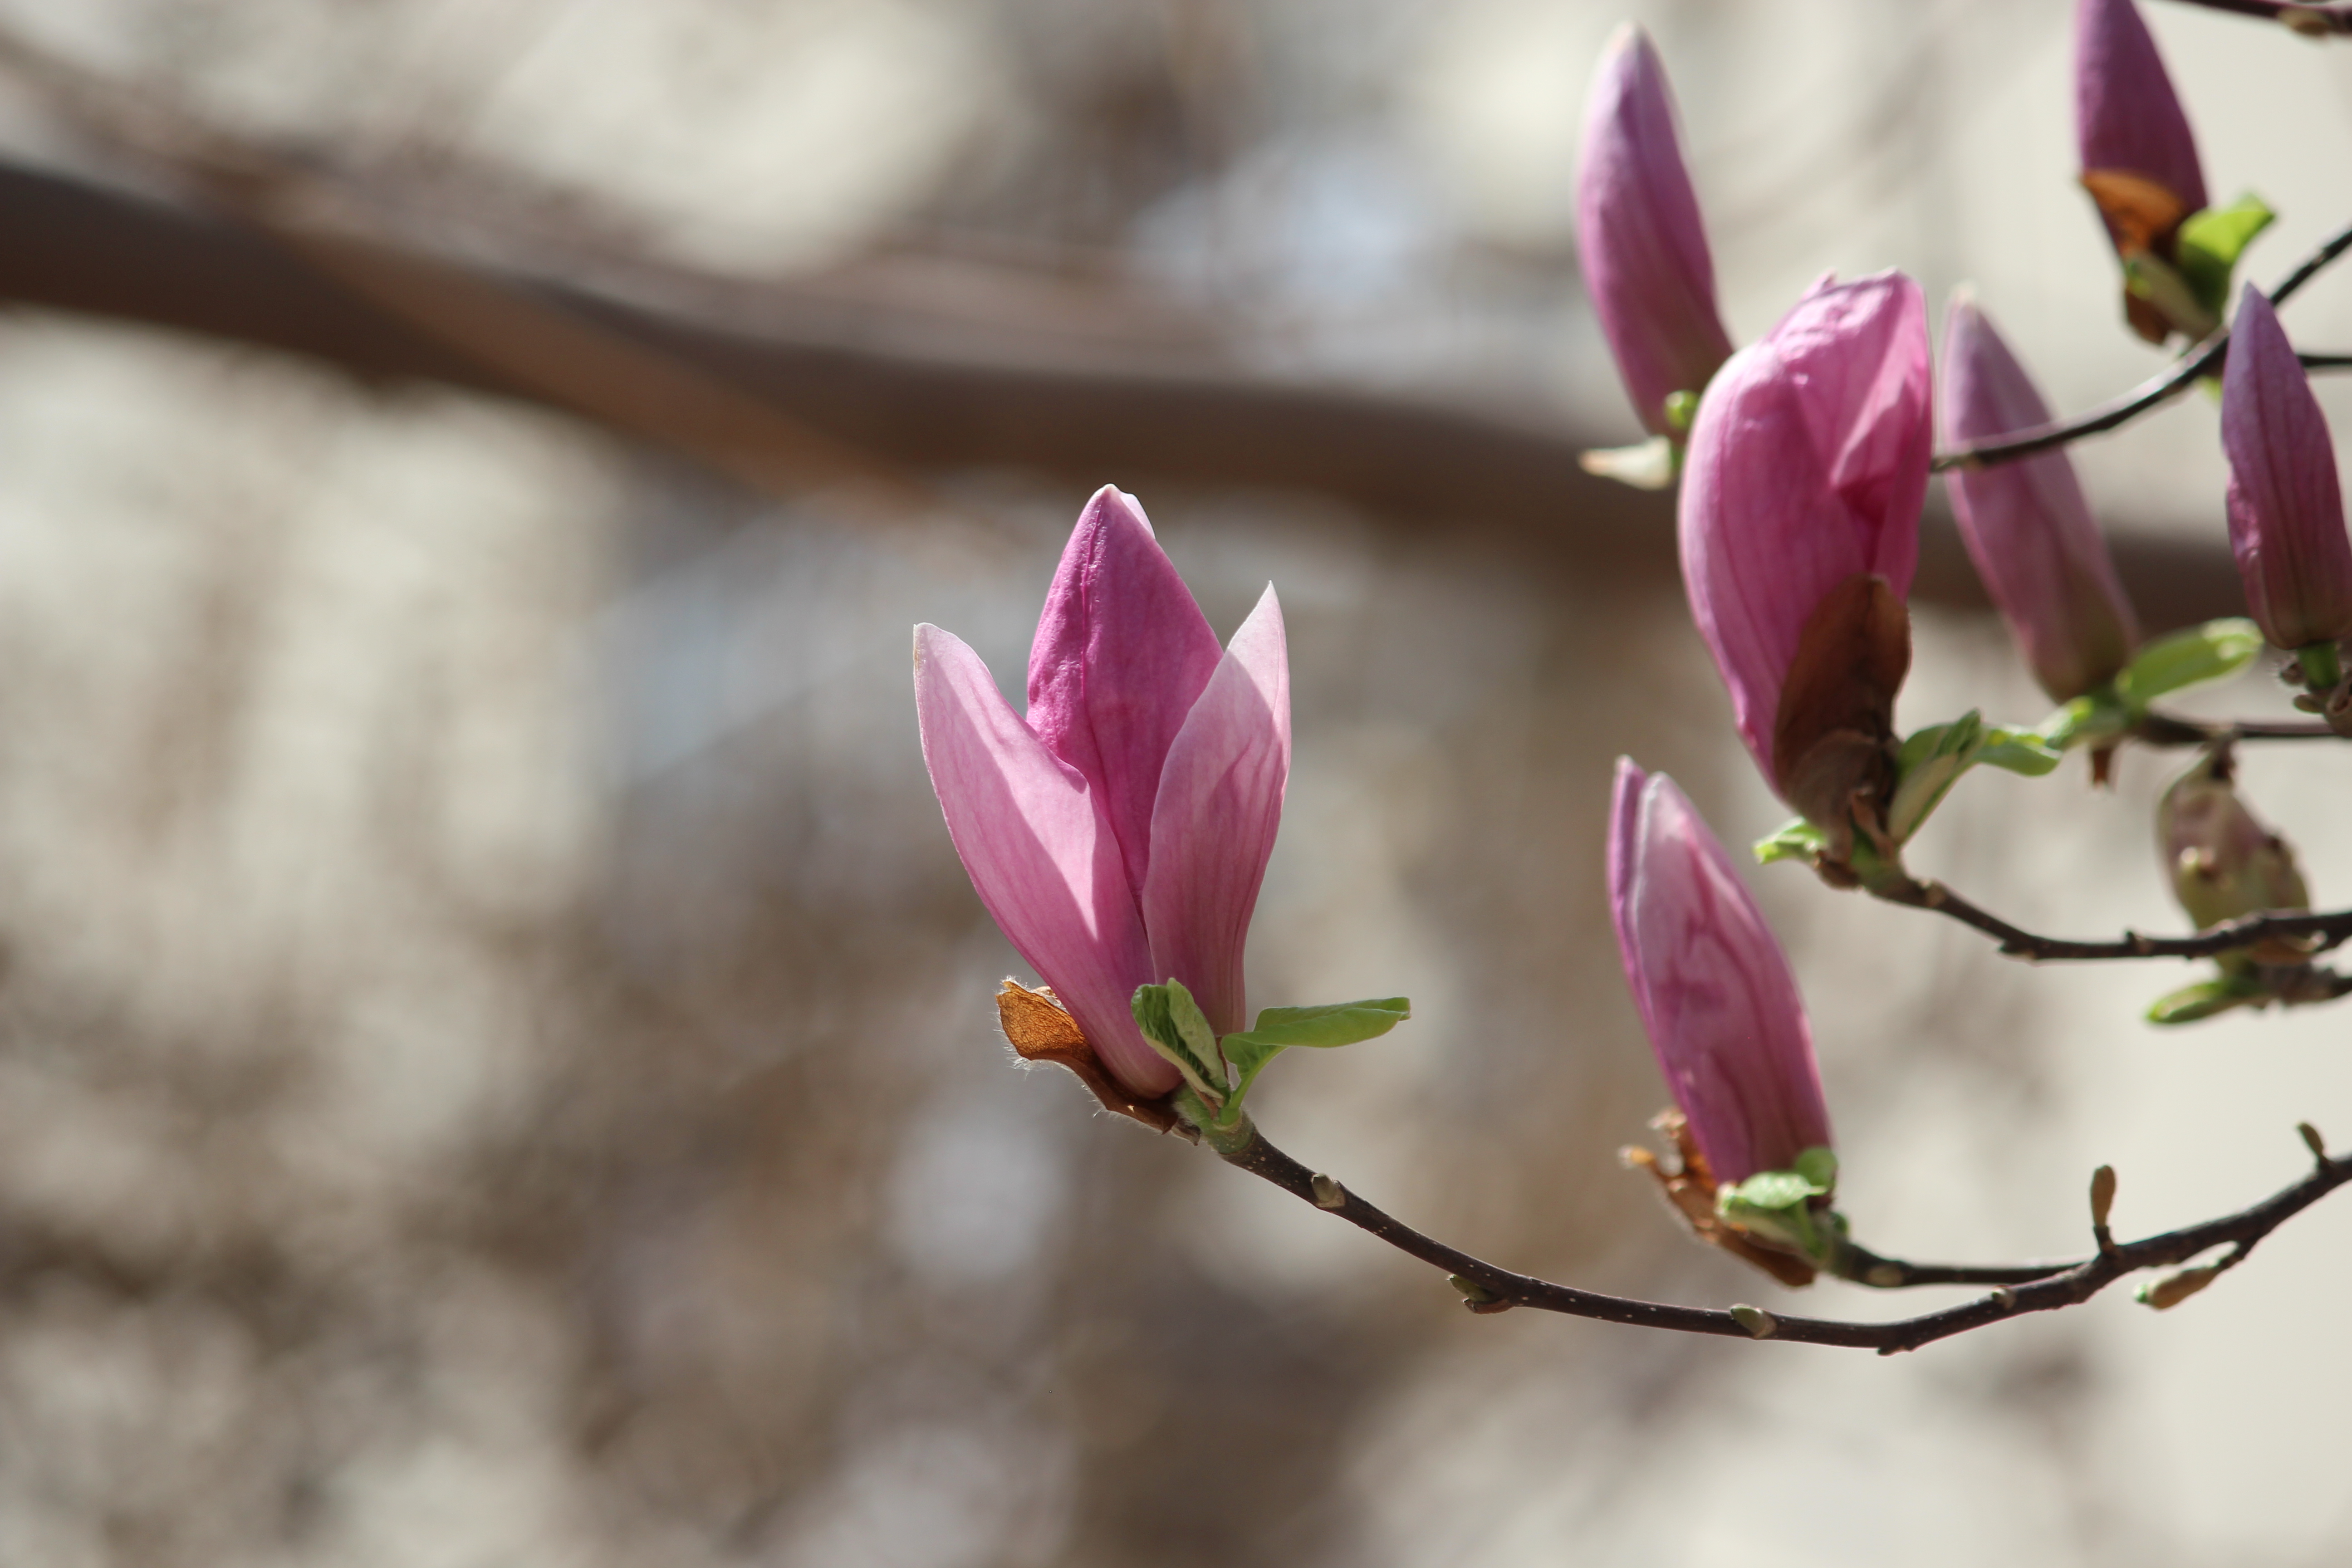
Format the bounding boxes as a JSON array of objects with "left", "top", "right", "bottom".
[
  {"left": 2158, "top": 0, "right": 2352, "bottom": 32},
  {"left": 1876, "top": 877, "right": 2352, "bottom": 963},
  {"left": 1932, "top": 218, "right": 2352, "bottom": 473},
  {"left": 1217, "top": 1124, "right": 2352, "bottom": 1352},
  {"left": 2132, "top": 710, "right": 2344, "bottom": 745}
]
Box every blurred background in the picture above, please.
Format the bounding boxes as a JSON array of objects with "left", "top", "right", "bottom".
[{"left": 0, "top": 0, "right": 2349, "bottom": 1563}]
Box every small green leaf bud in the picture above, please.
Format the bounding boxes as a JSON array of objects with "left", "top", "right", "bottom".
[
  {"left": 1310, "top": 1173, "right": 1346, "bottom": 1210},
  {"left": 1729, "top": 1303, "right": 1778, "bottom": 1339}
]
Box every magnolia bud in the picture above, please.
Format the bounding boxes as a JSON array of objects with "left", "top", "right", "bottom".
[
  {"left": 1940, "top": 292, "right": 2139, "bottom": 701},
  {"left": 1678, "top": 272, "right": 1928, "bottom": 837},
  {"left": 1577, "top": 25, "right": 1734, "bottom": 437},
  {"left": 2220, "top": 286, "right": 2352, "bottom": 656}
]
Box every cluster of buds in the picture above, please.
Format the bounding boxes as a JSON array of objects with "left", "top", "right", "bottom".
[{"left": 910, "top": 0, "right": 2352, "bottom": 1300}]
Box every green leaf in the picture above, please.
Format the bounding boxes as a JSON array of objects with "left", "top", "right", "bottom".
[
  {"left": 1227, "top": 999, "right": 1412, "bottom": 1054},
  {"left": 1977, "top": 728, "right": 2064, "bottom": 776},
  {"left": 1219, "top": 997, "right": 1412, "bottom": 1118},
  {"left": 1887, "top": 710, "right": 1986, "bottom": 843},
  {"left": 2117, "top": 619, "right": 2262, "bottom": 707},
  {"left": 1662, "top": 389, "right": 1700, "bottom": 435},
  {"left": 1715, "top": 1156, "right": 1843, "bottom": 1266},
  {"left": 2145, "top": 976, "right": 2264, "bottom": 1026},
  {"left": 1754, "top": 818, "right": 1826, "bottom": 867},
  {"left": 2038, "top": 690, "right": 2128, "bottom": 750},
  {"left": 1791, "top": 1146, "right": 1839, "bottom": 1192},
  {"left": 1132, "top": 980, "right": 1227, "bottom": 1103},
  {"left": 2124, "top": 251, "right": 2220, "bottom": 340},
  {"left": 2178, "top": 193, "right": 2278, "bottom": 318}
]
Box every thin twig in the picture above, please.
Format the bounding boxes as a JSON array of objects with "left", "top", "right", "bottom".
[
  {"left": 2158, "top": 0, "right": 2352, "bottom": 32},
  {"left": 1217, "top": 1127, "right": 2352, "bottom": 1352},
  {"left": 1876, "top": 877, "right": 2352, "bottom": 963},
  {"left": 2303, "top": 353, "right": 2352, "bottom": 370},
  {"left": 1932, "top": 218, "right": 2352, "bottom": 472},
  {"left": 1833, "top": 1241, "right": 2070, "bottom": 1289},
  {"left": 2132, "top": 710, "right": 2343, "bottom": 746}
]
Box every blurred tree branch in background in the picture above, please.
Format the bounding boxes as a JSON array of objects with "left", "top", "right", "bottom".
[{"left": 0, "top": 24, "right": 2256, "bottom": 633}]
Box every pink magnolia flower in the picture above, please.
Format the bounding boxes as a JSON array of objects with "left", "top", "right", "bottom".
[
  {"left": 2076, "top": 0, "right": 2207, "bottom": 230},
  {"left": 914, "top": 487, "right": 1290, "bottom": 1097},
  {"left": 1940, "top": 291, "right": 2139, "bottom": 701},
  {"left": 1577, "top": 23, "right": 1734, "bottom": 436},
  {"left": 2222, "top": 286, "right": 2352, "bottom": 654},
  {"left": 1677, "top": 271, "right": 1930, "bottom": 812},
  {"left": 1609, "top": 760, "right": 1831, "bottom": 1184}
]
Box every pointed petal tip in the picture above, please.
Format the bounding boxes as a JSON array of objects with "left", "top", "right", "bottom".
[{"left": 1081, "top": 483, "right": 1155, "bottom": 538}]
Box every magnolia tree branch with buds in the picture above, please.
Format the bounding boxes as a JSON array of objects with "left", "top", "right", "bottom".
[{"left": 912, "top": 0, "right": 2352, "bottom": 1356}]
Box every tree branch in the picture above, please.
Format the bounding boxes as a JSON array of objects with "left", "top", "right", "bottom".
[
  {"left": 1875, "top": 877, "right": 2352, "bottom": 963},
  {"left": 1932, "top": 218, "right": 2352, "bottom": 473},
  {"left": 1215, "top": 1122, "right": 2352, "bottom": 1352},
  {"left": 2157, "top": 0, "right": 2352, "bottom": 33},
  {"left": 2132, "top": 710, "right": 2344, "bottom": 745}
]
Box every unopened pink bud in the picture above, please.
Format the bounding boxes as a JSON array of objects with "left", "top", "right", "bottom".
[
  {"left": 1577, "top": 24, "right": 1733, "bottom": 436},
  {"left": 1940, "top": 292, "right": 2139, "bottom": 701},
  {"left": 2076, "top": 0, "right": 2207, "bottom": 229},
  {"left": 1678, "top": 272, "right": 1929, "bottom": 817},
  {"left": 2221, "top": 287, "right": 2352, "bottom": 652},
  {"left": 1608, "top": 760, "right": 1833, "bottom": 1184}
]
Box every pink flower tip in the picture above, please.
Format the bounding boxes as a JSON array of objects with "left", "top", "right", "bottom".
[
  {"left": 1608, "top": 759, "right": 1833, "bottom": 1184},
  {"left": 1577, "top": 23, "right": 1733, "bottom": 436}
]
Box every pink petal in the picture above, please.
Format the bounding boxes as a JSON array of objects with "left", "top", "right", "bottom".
[
  {"left": 1678, "top": 272, "right": 1930, "bottom": 787},
  {"left": 915, "top": 624, "right": 1176, "bottom": 1096},
  {"left": 1679, "top": 343, "right": 1874, "bottom": 785},
  {"left": 1576, "top": 23, "right": 1734, "bottom": 435},
  {"left": 2076, "top": 0, "right": 2207, "bottom": 216},
  {"left": 1608, "top": 766, "right": 1830, "bottom": 1183},
  {"left": 1941, "top": 292, "right": 2138, "bottom": 699},
  {"left": 2221, "top": 286, "right": 2352, "bottom": 650},
  {"left": 1142, "top": 586, "right": 1291, "bottom": 1037},
  {"left": 1770, "top": 272, "right": 1931, "bottom": 590},
  {"left": 1026, "top": 487, "right": 1226, "bottom": 901}
]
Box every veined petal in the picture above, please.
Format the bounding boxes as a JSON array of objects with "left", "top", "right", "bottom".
[
  {"left": 1680, "top": 343, "right": 1877, "bottom": 784},
  {"left": 1026, "top": 487, "right": 1225, "bottom": 901},
  {"left": 1941, "top": 291, "right": 2138, "bottom": 700},
  {"left": 1770, "top": 271, "right": 1931, "bottom": 589},
  {"left": 2221, "top": 286, "right": 2352, "bottom": 650},
  {"left": 1679, "top": 273, "right": 1929, "bottom": 791},
  {"left": 1142, "top": 586, "right": 1291, "bottom": 1037},
  {"left": 915, "top": 624, "right": 1176, "bottom": 1095},
  {"left": 1609, "top": 766, "right": 1830, "bottom": 1183}
]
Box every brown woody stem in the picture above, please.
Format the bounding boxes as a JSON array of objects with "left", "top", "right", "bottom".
[
  {"left": 1213, "top": 1125, "right": 2352, "bottom": 1352},
  {"left": 1932, "top": 219, "right": 2352, "bottom": 472}
]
